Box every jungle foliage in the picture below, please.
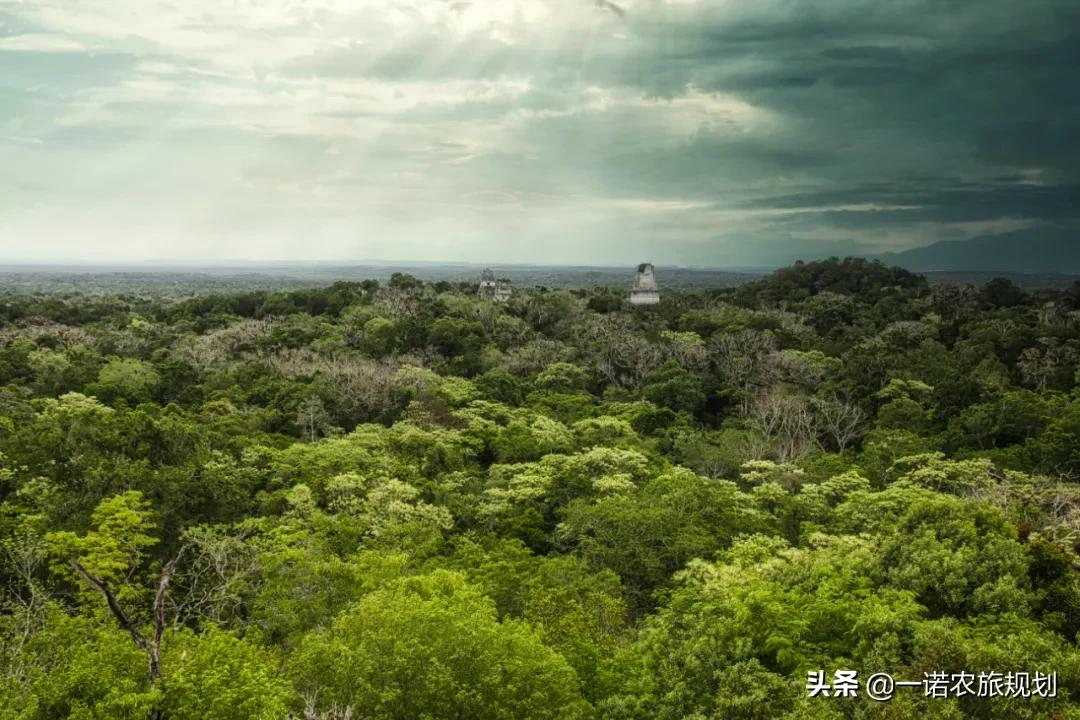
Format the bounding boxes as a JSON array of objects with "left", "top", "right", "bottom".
[{"left": 4, "top": 259, "right": 1080, "bottom": 718}]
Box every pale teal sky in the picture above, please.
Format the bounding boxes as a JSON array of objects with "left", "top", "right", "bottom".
[{"left": 1, "top": 0, "right": 1077, "bottom": 266}]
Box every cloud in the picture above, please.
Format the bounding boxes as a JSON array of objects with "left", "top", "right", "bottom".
[{"left": 1, "top": 0, "right": 1078, "bottom": 265}]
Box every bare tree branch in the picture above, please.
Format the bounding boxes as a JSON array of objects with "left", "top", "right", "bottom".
[
  {"left": 72, "top": 550, "right": 182, "bottom": 683},
  {"left": 70, "top": 560, "right": 148, "bottom": 653},
  {"left": 151, "top": 553, "right": 181, "bottom": 681}
]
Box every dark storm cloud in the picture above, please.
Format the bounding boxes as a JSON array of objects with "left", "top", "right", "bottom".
[
  {"left": 287, "top": 0, "right": 1080, "bottom": 192},
  {"left": 595, "top": 0, "right": 1080, "bottom": 258},
  {"left": 741, "top": 183, "right": 1080, "bottom": 227}
]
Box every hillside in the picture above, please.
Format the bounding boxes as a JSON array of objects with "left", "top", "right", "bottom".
[{"left": 879, "top": 226, "right": 1080, "bottom": 273}]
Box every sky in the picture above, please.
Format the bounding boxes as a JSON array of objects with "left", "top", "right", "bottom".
[{"left": 1, "top": 0, "right": 1078, "bottom": 267}]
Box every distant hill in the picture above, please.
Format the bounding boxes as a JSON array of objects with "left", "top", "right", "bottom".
[
  {"left": 921, "top": 271, "right": 1080, "bottom": 290},
  {"left": 877, "top": 226, "right": 1080, "bottom": 273}
]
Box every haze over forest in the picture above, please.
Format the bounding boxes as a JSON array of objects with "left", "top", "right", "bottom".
[{"left": 2, "top": 0, "right": 1078, "bottom": 269}]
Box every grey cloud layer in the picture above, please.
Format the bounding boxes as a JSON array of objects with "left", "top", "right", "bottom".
[{"left": 1, "top": 0, "right": 1077, "bottom": 264}]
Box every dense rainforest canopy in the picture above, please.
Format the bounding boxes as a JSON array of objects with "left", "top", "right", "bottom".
[{"left": 4, "top": 258, "right": 1080, "bottom": 718}]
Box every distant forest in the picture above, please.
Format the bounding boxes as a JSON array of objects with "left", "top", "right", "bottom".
[
  {"left": 2, "top": 261, "right": 1077, "bottom": 299},
  {"left": 3, "top": 257, "right": 1080, "bottom": 718}
]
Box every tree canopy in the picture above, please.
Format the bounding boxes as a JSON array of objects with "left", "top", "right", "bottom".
[{"left": 3, "top": 258, "right": 1080, "bottom": 718}]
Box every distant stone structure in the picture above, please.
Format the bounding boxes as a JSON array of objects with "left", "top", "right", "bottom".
[
  {"left": 629, "top": 262, "right": 660, "bottom": 305},
  {"left": 478, "top": 268, "right": 513, "bottom": 302}
]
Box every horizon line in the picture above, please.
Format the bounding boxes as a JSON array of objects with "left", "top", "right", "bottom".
[{"left": 0, "top": 259, "right": 780, "bottom": 272}]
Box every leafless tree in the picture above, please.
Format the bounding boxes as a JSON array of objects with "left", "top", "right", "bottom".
[
  {"left": 928, "top": 282, "right": 979, "bottom": 323},
  {"left": 748, "top": 391, "right": 816, "bottom": 463},
  {"left": 1, "top": 530, "right": 50, "bottom": 681},
  {"left": 272, "top": 350, "right": 399, "bottom": 424},
  {"left": 297, "top": 396, "right": 333, "bottom": 442},
  {"left": 1037, "top": 482, "right": 1080, "bottom": 546},
  {"left": 741, "top": 429, "right": 775, "bottom": 465},
  {"left": 375, "top": 287, "right": 422, "bottom": 321},
  {"left": 968, "top": 474, "right": 1080, "bottom": 548},
  {"left": 320, "top": 357, "right": 397, "bottom": 423},
  {"left": 584, "top": 316, "right": 664, "bottom": 389},
  {"left": 709, "top": 331, "right": 783, "bottom": 410},
  {"left": 660, "top": 331, "right": 709, "bottom": 372},
  {"left": 0, "top": 317, "right": 92, "bottom": 349},
  {"left": 303, "top": 694, "right": 354, "bottom": 720},
  {"left": 174, "top": 318, "right": 277, "bottom": 370},
  {"left": 879, "top": 320, "right": 933, "bottom": 345},
  {"left": 811, "top": 395, "right": 867, "bottom": 452},
  {"left": 1018, "top": 338, "right": 1075, "bottom": 391},
  {"left": 166, "top": 527, "right": 262, "bottom": 628},
  {"left": 268, "top": 347, "right": 322, "bottom": 379}
]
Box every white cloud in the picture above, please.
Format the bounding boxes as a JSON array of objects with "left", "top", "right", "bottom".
[{"left": 0, "top": 33, "right": 85, "bottom": 52}]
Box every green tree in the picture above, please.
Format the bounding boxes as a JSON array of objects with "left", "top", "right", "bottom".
[
  {"left": 291, "top": 570, "right": 592, "bottom": 720},
  {"left": 90, "top": 358, "right": 161, "bottom": 404},
  {"left": 161, "top": 626, "right": 292, "bottom": 720}
]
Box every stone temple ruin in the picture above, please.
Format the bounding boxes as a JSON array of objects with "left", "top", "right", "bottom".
[
  {"left": 629, "top": 262, "right": 660, "bottom": 305},
  {"left": 478, "top": 268, "right": 513, "bottom": 302}
]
